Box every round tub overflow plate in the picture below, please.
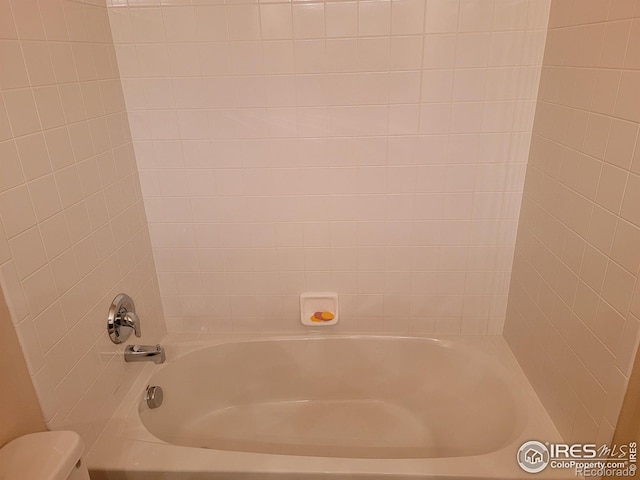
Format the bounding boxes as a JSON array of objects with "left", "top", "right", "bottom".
[{"left": 145, "top": 385, "right": 163, "bottom": 409}]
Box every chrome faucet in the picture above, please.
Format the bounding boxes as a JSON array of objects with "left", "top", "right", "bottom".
[
  {"left": 107, "top": 294, "right": 142, "bottom": 344},
  {"left": 124, "top": 344, "right": 166, "bottom": 364}
]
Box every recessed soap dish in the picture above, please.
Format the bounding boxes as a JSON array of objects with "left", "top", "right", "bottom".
[{"left": 300, "top": 292, "right": 338, "bottom": 326}]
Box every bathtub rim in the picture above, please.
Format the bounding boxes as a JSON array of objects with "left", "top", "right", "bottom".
[{"left": 86, "top": 332, "right": 573, "bottom": 479}]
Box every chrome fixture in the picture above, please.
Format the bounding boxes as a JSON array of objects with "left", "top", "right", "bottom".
[
  {"left": 145, "top": 385, "right": 164, "bottom": 409},
  {"left": 107, "top": 293, "right": 141, "bottom": 344},
  {"left": 124, "top": 344, "right": 166, "bottom": 364}
]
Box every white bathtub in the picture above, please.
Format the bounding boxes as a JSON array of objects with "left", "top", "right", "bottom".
[{"left": 87, "top": 334, "right": 572, "bottom": 479}]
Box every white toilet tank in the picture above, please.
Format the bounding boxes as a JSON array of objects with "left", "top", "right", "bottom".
[{"left": 0, "top": 431, "right": 89, "bottom": 480}]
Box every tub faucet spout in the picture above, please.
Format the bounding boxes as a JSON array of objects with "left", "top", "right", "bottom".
[{"left": 125, "top": 344, "right": 166, "bottom": 364}]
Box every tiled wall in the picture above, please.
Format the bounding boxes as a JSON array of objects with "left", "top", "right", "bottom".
[
  {"left": 0, "top": 0, "right": 166, "bottom": 449},
  {"left": 505, "top": 0, "right": 640, "bottom": 444},
  {"left": 108, "top": 0, "right": 550, "bottom": 334}
]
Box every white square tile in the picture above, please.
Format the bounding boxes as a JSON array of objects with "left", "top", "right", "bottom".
[{"left": 9, "top": 226, "right": 47, "bottom": 279}]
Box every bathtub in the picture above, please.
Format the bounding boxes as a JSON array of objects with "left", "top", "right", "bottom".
[{"left": 87, "top": 333, "right": 572, "bottom": 479}]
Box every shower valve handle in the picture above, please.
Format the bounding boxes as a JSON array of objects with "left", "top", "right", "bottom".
[{"left": 107, "top": 293, "right": 142, "bottom": 344}]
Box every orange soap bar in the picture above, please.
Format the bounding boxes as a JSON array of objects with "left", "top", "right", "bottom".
[{"left": 312, "top": 311, "right": 334, "bottom": 321}]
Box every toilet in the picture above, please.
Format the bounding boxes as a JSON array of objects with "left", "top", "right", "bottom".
[{"left": 0, "top": 431, "right": 89, "bottom": 480}]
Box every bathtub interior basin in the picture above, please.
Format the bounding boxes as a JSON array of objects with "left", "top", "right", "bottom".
[{"left": 139, "top": 336, "right": 526, "bottom": 459}]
